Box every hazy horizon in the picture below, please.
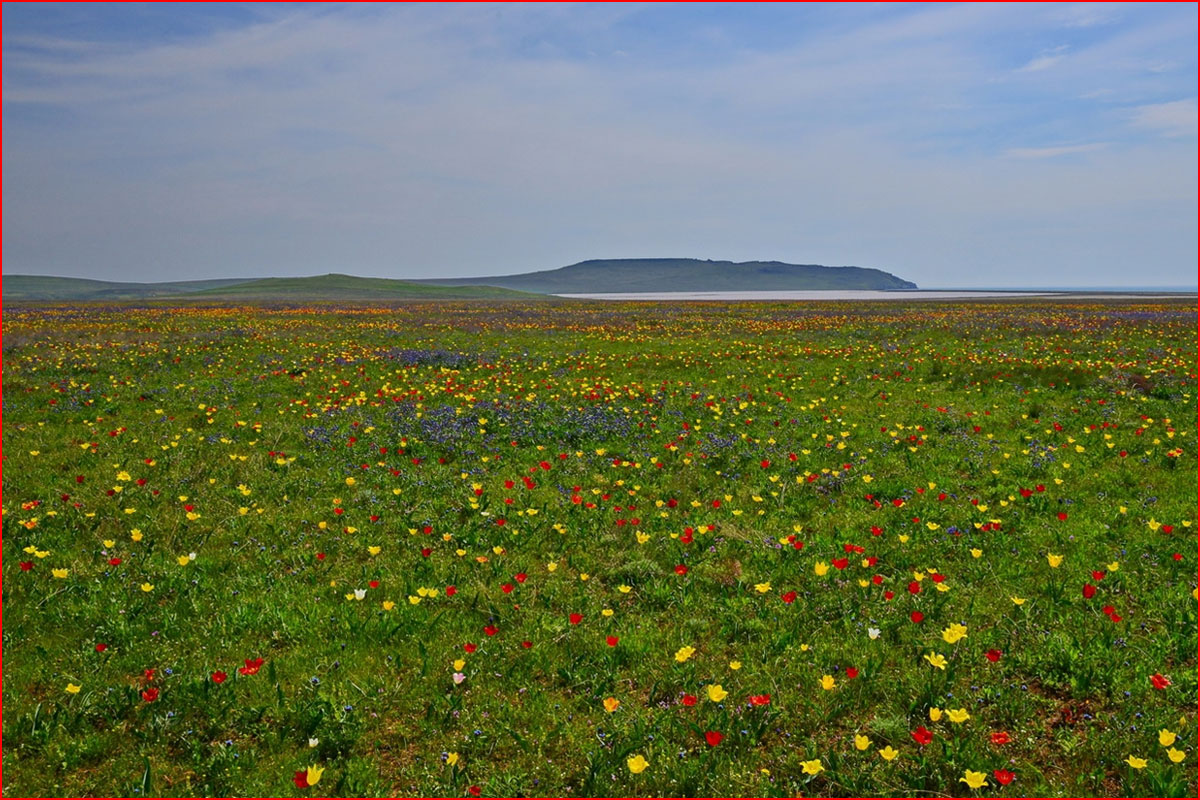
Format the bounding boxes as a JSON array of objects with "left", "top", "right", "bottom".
[{"left": 3, "top": 3, "right": 1197, "bottom": 288}]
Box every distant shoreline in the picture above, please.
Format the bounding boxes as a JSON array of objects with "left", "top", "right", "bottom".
[{"left": 555, "top": 290, "right": 1196, "bottom": 301}]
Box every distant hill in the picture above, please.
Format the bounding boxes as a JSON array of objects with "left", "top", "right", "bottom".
[
  {"left": 4, "top": 275, "right": 255, "bottom": 301},
  {"left": 417, "top": 258, "right": 918, "bottom": 293},
  {"left": 5, "top": 259, "right": 917, "bottom": 301},
  {"left": 5, "top": 273, "right": 541, "bottom": 302},
  {"left": 188, "top": 274, "right": 539, "bottom": 300}
]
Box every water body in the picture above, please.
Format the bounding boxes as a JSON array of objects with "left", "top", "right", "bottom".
[{"left": 555, "top": 290, "right": 1193, "bottom": 301}]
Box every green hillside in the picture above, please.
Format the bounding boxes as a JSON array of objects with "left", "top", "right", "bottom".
[
  {"left": 418, "top": 258, "right": 918, "bottom": 293},
  {"left": 4, "top": 275, "right": 255, "bottom": 301},
  {"left": 190, "top": 273, "right": 541, "bottom": 300}
]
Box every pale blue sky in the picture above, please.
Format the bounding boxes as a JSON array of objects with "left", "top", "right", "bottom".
[{"left": 3, "top": 3, "right": 1196, "bottom": 287}]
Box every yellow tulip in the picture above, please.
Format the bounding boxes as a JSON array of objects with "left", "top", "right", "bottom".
[
  {"left": 305, "top": 765, "right": 324, "bottom": 786},
  {"left": 66, "top": 683, "right": 82, "bottom": 694},
  {"left": 706, "top": 684, "right": 728, "bottom": 702},
  {"left": 948, "top": 708, "right": 970, "bottom": 724},
  {"left": 52, "top": 568, "right": 69, "bottom": 579},
  {"left": 820, "top": 674, "right": 836, "bottom": 690},
  {"left": 814, "top": 561, "right": 830, "bottom": 576},
  {"left": 929, "top": 707, "right": 943, "bottom": 721},
  {"left": 854, "top": 734, "right": 870, "bottom": 751},
  {"left": 382, "top": 601, "right": 396, "bottom": 611},
  {"left": 879, "top": 746, "right": 899, "bottom": 761},
  {"left": 627, "top": 754, "right": 649, "bottom": 774},
  {"left": 959, "top": 770, "right": 987, "bottom": 789},
  {"left": 140, "top": 583, "right": 154, "bottom": 592},
  {"left": 754, "top": 582, "right": 771, "bottom": 593},
  {"left": 674, "top": 645, "right": 695, "bottom": 663},
  {"left": 941, "top": 623, "right": 968, "bottom": 644},
  {"left": 446, "top": 752, "right": 459, "bottom": 767},
  {"left": 1167, "top": 747, "right": 1185, "bottom": 763},
  {"left": 924, "top": 652, "right": 947, "bottom": 670},
  {"left": 1125, "top": 755, "right": 1147, "bottom": 769},
  {"left": 1159, "top": 729, "right": 1177, "bottom": 747},
  {"left": 1047, "top": 553, "right": 1064, "bottom": 568},
  {"left": 603, "top": 697, "right": 620, "bottom": 713},
  {"left": 800, "top": 759, "right": 823, "bottom": 775}
]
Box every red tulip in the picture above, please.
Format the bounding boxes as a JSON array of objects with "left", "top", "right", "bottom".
[
  {"left": 705, "top": 731, "right": 724, "bottom": 747},
  {"left": 95, "top": 643, "right": 108, "bottom": 652},
  {"left": 993, "top": 769, "right": 1015, "bottom": 785},
  {"left": 483, "top": 625, "right": 498, "bottom": 637},
  {"left": 911, "top": 726, "right": 933, "bottom": 746},
  {"left": 910, "top": 611, "right": 924, "bottom": 624},
  {"left": 141, "top": 688, "right": 159, "bottom": 702},
  {"left": 748, "top": 693, "right": 771, "bottom": 706},
  {"left": 681, "top": 694, "right": 697, "bottom": 706},
  {"left": 845, "top": 667, "right": 859, "bottom": 679},
  {"left": 990, "top": 731, "right": 1010, "bottom": 745},
  {"left": 1082, "top": 584, "right": 1096, "bottom": 599},
  {"left": 1150, "top": 673, "right": 1171, "bottom": 690},
  {"left": 985, "top": 649, "right": 1002, "bottom": 662},
  {"left": 293, "top": 770, "right": 309, "bottom": 788},
  {"left": 674, "top": 564, "right": 689, "bottom": 576},
  {"left": 212, "top": 671, "right": 227, "bottom": 684},
  {"left": 781, "top": 591, "right": 797, "bottom": 604},
  {"left": 569, "top": 613, "right": 583, "bottom": 625},
  {"left": 605, "top": 636, "right": 619, "bottom": 647}
]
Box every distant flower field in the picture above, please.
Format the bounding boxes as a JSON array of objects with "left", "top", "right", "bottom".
[{"left": 2, "top": 300, "right": 1196, "bottom": 797}]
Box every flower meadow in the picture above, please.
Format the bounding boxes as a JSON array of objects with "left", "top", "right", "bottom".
[{"left": 2, "top": 299, "right": 1196, "bottom": 798}]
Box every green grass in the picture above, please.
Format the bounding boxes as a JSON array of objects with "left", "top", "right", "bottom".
[{"left": 2, "top": 299, "right": 1195, "bottom": 797}]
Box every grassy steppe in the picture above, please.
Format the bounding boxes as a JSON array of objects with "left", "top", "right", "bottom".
[{"left": 2, "top": 300, "right": 1195, "bottom": 797}]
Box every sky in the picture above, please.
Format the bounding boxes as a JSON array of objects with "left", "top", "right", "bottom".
[{"left": 2, "top": 2, "right": 1196, "bottom": 288}]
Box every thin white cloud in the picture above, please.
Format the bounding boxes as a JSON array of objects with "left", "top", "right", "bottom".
[
  {"left": 1005, "top": 143, "right": 1109, "bottom": 159},
  {"left": 1018, "top": 44, "right": 1069, "bottom": 72},
  {"left": 1056, "top": 3, "right": 1122, "bottom": 29},
  {"left": 1129, "top": 98, "right": 1197, "bottom": 137}
]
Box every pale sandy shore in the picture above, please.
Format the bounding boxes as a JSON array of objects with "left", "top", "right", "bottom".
[{"left": 555, "top": 290, "right": 1194, "bottom": 301}]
